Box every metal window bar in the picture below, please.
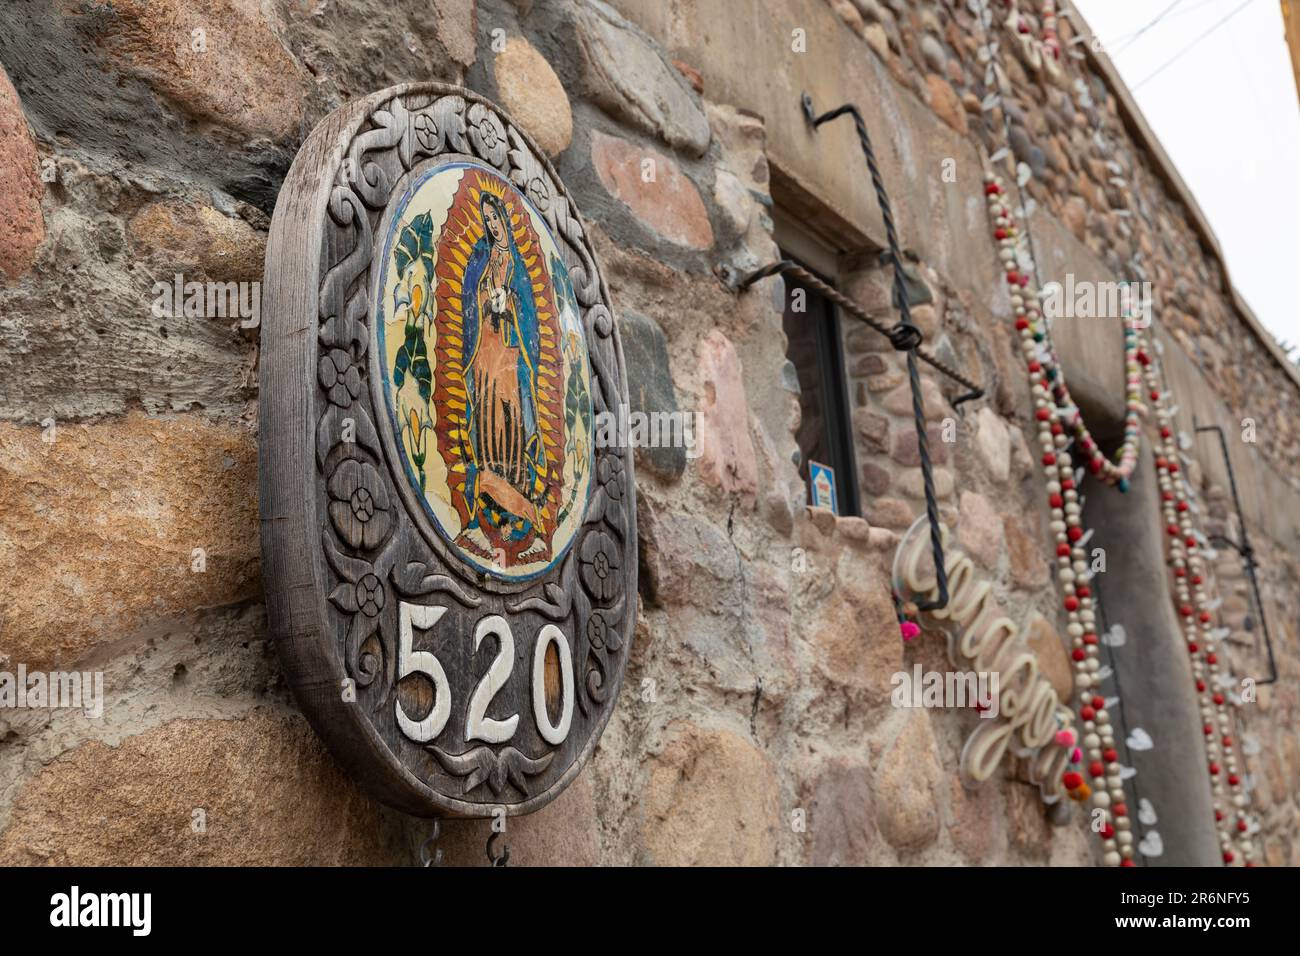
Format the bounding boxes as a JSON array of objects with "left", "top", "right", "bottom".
[
  {"left": 1192, "top": 422, "right": 1278, "bottom": 685},
  {"left": 739, "top": 95, "right": 986, "bottom": 612}
]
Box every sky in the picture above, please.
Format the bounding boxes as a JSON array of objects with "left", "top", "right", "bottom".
[{"left": 1072, "top": 0, "right": 1300, "bottom": 358}]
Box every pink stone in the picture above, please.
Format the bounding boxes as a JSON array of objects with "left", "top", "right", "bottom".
[
  {"left": 695, "top": 329, "right": 757, "bottom": 499},
  {"left": 590, "top": 129, "right": 714, "bottom": 249},
  {"left": 0, "top": 66, "right": 44, "bottom": 281}
]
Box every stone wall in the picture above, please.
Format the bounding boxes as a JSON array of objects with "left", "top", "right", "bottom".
[{"left": 0, "top": 0, "right": 1296, "bottom": 866}]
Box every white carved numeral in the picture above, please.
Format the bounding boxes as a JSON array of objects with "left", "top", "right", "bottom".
[
  {"left": 532, "top": 624, "right": 574, "bottom": 745},
  {"left": 465, "top": 615, "right": 520, "bottom": 743},
  {"left": 396, "top": 602, "right": 452, "bottom": 743}
]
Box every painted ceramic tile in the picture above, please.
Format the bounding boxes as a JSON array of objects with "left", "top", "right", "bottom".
[{"left": 376, "top": 161, "right": 594, "bottom": 579}]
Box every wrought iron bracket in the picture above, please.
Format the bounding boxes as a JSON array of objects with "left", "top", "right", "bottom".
[
  {"left": 1193, "top": 422, "right": 1277, "bottom": 685},
  {"left": 736, "top": 94, "right": 995, "bottom": 611}
]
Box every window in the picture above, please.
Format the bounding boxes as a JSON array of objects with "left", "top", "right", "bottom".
[{"left": 782, "top": 259, "right": 860, "bottom": 517}]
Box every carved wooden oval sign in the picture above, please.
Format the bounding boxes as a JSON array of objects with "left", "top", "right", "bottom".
[{"left": 260, "top": 83, "right": 636, "bottom": 818}]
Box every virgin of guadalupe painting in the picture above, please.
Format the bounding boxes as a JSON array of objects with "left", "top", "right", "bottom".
[{"left": 377, "top": 162, "right": 594, "bottom": 580}]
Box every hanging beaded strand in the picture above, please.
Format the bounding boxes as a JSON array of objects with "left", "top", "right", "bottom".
[
  {"left": 1144, "top": 349, "right": 1256, "bottom": 866},
  {"left": 983, "top": 184, "right": 1146, "bottom": 489},
  {"left": 984, "top": 171, "right": 1132, "bottom": 866},
  {"left": 983, "top": 169, "right": 1257, "bottom": 867}
]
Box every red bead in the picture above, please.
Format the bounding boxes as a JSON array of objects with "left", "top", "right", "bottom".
[
  {"left": 1057, "top": 543, "right": 1071, "bottom": 557},
  {"left": 1064, "top": 596, "right": 1079, "bottom": 612},
  {"left": 1028, "top": 360, "right": 1042, "bottom": 373},
  {"left": 1015, "top": 317, "right": 1029, "bottom": 330},
  {"left": 1083, "top": 633, "right": 1098, "bottom": 645},
  {"left": 1196, "top": 680, "right": 1206, "bottom": 692},
  {"left": 1177, "top": 501, "right": 1188, "bottom": 512},
  {"left": 985, "top": 183, "right": 1002, "bottom": 196},
  {"left": 1222, "top": 736, "right": 1232, "bottom": 748},
  {"left": 1168, "top": 461, "right": 1179, "bottom": 474},
  {"left": 1180, "top": 605, "right": 1192, "bottom": 617},
  {"left": 995, "top": 227, "right": 1009, "bottom": 239},
  {"left": 1167, "top": 525, "right": 1179, "bottom": 537},
  {"left": 1068, "top": 526, "right": 1083, "bottom": 541},
  {"left": 1188, "top": 643, "right": 1198, "bottom": 654},
  {"left": 1237, "top": 820, "right": 1247, "bottom": 832},
  {"left": 1200, "top": 611, "right": 1211, "bottom": 623},
  {"left": 1103, "top": 748, "right": 1118, "bottom": 763},
  {"left": 1204, "top": 725, "right": 1214, "bottom": 735},
  {"left": 1223, "top": 852, "right": 1235, "bottom": 864},
  {"left": 1206, "top": 653, "right": 1218, "bottom": 665},
  {"left": 1209, "top": 763, "right": 1220, "bottom": 775},
  {"left": 1063, "top": 771, "right": 1083, "bottom": 790},
  {"left": 1113, "top": 803, "right": 1127, "bottom": 817},
  {"left": 1080, "top": 706, "right": 1095, "bottom": 721},
  {"left": 1191, "top": 574, "right": 1202, "bottom": 585},
  {"left": 1137, "top": 351, "right": 1150, "bottom": 366},
  {"left": 1215, "top": 810, "right": 1224, "bottom": 821},
  {"left": 1102, "top": 823, "right": 1115, "bottom": 839},
  {"left": 1213, "top": 693, "right": 1225, "bottom": 705},
  {"left": 1160, "top": 427, "right": 1171, "bottom": 438},
  {"left": 1077, "top": 585, "right": 1091, "bottom": 598},
  {"left": 1036, "top": 407, "right": 1051, "bottom": 420},
  {"left": 1071, "top": 648, "right": 1085, "bottom": 661},
  {"left": 1120, "top": 859, "right": 1136, "bottom": 867},
  {"left": 1089, "top": 761, "right": 1104, "bottom": 778},
  {"left": 1042, "top": 452, "right": 1056, "bottom": 466},
  {"left": 1175, "top": 568, "right": 1187, "bottom": 578},
  {"left": 1185, "top": 536, "right": 1197, "bottom": 548},
  {"left": 1007, "top": 271, "right": 1021, "bottom": 285},
  {"left": 1049, "top": 493, "right": 1063, "bottom": 508},
  {"left": 1228, "top": 774, "right": 1240, "bottom": 786},
  {"left": 1149, "top": 390, "right": 1160, "bottom": 401}
]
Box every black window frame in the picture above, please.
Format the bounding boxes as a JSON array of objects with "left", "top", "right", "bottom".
[{"left": 781, "top": 257, "right": 861, "bottom": 518}]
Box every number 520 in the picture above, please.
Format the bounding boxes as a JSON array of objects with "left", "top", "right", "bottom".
[{"left": 393, "top": 601, "right": 575, "bottom": 747}]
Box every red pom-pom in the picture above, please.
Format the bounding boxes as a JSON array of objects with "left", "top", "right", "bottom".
[{"left": 1063, "top": 771, "right": 1083, "bottom": 790}]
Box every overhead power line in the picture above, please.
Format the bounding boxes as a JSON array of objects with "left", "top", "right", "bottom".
[
  {"left": 1132, "top": 0, "right": 1258, "bottom": 90},
  {"left": 1116, "top": 0, "right": 1188, "bottom": 54}
]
